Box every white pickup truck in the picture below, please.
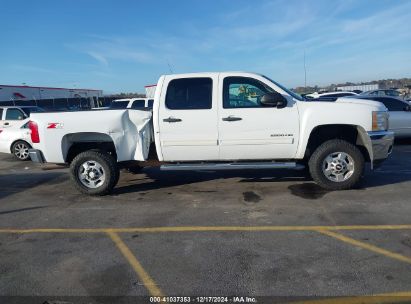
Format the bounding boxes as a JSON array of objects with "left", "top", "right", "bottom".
[{"left": 28, "top": 72, "right": 394, "bottom": 195}]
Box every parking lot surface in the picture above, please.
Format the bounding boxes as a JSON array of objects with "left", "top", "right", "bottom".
[{"left": 1, "top": 142, "right": 411, "bottom": 303}]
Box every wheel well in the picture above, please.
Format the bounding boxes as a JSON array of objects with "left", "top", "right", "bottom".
[
  {"left": 10, "top": 140, "right": 31, "bottom": 153},
  {"left": 62, "top": 132, "right": 117, "bottom": 164},
  {"left": 66, "top": 142, "right": 117, "bottom": 164},
  {"left": 305, "top": 125, "right": 370, "bottom": 162}
]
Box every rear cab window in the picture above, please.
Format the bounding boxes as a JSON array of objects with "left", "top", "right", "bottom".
[
  {"left": 130, "top": 100, "right": 145, "bottom": 109},
  {"left": 110, "top": 101, "right": 129, "bottom": 109},
  {"left": 165, "top": 78, "right": 212, "bottom": 110},
  {"left": 0, "top": 108, "right": 3, "bottom": 120}
]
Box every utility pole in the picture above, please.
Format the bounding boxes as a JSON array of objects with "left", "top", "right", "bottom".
[{"left": 304, "top": 50, "right": 307, "bottom": 90}]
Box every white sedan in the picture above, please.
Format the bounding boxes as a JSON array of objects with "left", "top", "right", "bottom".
[{"left": 0, "top": 120, "right": 32, "bottom": 160}]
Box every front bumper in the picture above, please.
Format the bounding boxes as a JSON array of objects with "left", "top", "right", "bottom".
[
  {"left": 28, "top": 149, "right": 45, "bottom": 164},
  {"left": 367, "top": 131, "right": 394, "bottom": 168}
]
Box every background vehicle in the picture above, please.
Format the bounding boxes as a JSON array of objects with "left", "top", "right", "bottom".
[
  {"left": 110, "top": 98, "right": 154, "bottom": 109},
  {"left": 304, "top": 91, "right": 358, "bottom": 99},
  {"left": 360, "top": 89, "right": 402, "bottom": 98},
  {"left": 0, "top": 122, "right": 32, "bottom": 160},
  {"left": 28, "top": 72, "right": 393, "bottom": 195},
  {"left": 352, "top": 96, "right": 411, "bottom": 138},
  {"left": 0, "top": 106, "right": 44, "bottom": 128}
]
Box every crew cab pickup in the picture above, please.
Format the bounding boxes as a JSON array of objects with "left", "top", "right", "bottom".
[{"left": 28, "top": 72, "right": 394, "bottom": 195}]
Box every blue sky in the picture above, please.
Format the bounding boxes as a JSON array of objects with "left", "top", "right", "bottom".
[{"left": 1, "top": 0, "right": 410, "bottom": 93}]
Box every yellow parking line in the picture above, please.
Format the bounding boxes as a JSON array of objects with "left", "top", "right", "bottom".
[
  {"left": 317, "top": 230, "right": 411, "bottom": 264},
  {"left": 0, "top": 225, "right": 411, "bottom": 234},
  {"left": 111, "top": 225, "right": 411, "bottom": 233},
  {"left": 0, "top": 228, "right": 107, "bottom": 233},
  {"left": 107, "top": 231, "right": 164, "bottom": 297},
  {"left": 287, "top": 291, "right": 411, "bottom": 304}
]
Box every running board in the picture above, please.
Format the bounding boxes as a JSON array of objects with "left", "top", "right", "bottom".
[{"left": 160, "top": 162, "right": 305, "bottom": 171}]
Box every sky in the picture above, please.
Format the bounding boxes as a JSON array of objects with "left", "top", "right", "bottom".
[{"left": 1, "top": 0, "right": 410, "bottom": 93}]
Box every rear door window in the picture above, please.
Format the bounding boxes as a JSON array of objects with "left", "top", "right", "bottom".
[{"left": 165, "top": 78, "right": 212, "bottom": 110}]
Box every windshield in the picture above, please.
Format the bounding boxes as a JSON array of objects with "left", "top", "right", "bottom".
[
  {"left": 262, "top": 75, "right": 304, "bottom": 101},
  {"left": 110, "top": 101, "right": 129, "bottom": 109}
]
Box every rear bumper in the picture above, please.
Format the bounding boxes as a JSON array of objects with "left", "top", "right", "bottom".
[
  {"left": 28, "top": 149, "right": 45, "bottom": 164},
  {"left": 367, "top": 131, "right": 394, "bottom": 168}
]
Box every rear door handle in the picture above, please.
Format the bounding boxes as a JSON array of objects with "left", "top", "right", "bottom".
[
  {"left": 163, "top": 117, "right": 182, "bottom": 123},
  {"left": 222, "top": 116, "right": 242, "bottom": 122}
]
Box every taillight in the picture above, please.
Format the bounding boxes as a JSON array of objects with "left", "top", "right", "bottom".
[{"left": 28, "top": 121, "right": 40, "bottom": 143}]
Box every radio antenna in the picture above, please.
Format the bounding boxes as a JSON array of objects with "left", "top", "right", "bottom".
[{"left": 167, "top": 59, "right": 174, "bottom": 74}]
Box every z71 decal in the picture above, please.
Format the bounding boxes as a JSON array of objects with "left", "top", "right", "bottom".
[{"left": 47, "top": 123, "right": 64, "bottom": 129}]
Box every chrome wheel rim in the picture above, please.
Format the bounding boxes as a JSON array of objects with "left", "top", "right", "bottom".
[
  {"left": 14, "top": 143, "right": 29, "bottom": 160},
  {"left": 322, "top": 152, "right": 355, "bottom": 182},
  {"left": 78, "top": 160, "right": 106, "bottom": 189}
]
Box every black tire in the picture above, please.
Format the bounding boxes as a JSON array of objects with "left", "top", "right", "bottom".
[
  {"left": 70, "top": 150, "right": 119, "bottom": 195},
  {"left": 308, "top": 139, "right": 364, "bottom": 190},
  {"left": 11, "top": 140, "right": 31, "bottom": 161}
]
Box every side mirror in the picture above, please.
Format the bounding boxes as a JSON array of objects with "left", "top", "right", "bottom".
[
  {"left": 404, "top": 105, "right": 411, "bottom": 112},
  {"left": 260, "top": 92, "right": 287, "bottom": 108}
]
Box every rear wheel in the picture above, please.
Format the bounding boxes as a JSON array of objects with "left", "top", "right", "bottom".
[
  {"left": 12, "top": 141, "right": 31, "bottom": 161},
  {"left": 308, "top": 139, "right": 364, "bottom": 190},
  {"left": 70, "top": 150, "right": 119, "bottom": 195}
]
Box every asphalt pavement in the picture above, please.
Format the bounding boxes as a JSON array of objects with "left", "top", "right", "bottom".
[{"left": 0, "top": 142, "right": 411, "bottom": 303}]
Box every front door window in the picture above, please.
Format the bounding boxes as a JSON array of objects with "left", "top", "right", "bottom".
[{"left": 223, "top": 77, "right": 274, "bottom": 108}]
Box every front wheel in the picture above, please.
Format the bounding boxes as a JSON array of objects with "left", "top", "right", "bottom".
[
  {"left": 308, "top": 139, "right": 364, "bottom": 190},
  {"left": 70, "top": 150, "right": 119, "bottom": 195}
]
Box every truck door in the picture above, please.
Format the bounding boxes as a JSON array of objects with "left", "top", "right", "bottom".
[
  {"left": 2, "top": 108, "right": 26, "bottom": 128},
  {"left": 218, "top": 74, "right": 300, "bottom": 160},
  {"left": 158, "top": 76, "right": 219, "bottom": 161}
]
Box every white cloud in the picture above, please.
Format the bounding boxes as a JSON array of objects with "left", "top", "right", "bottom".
[{"left": 86, "top": 51, "right": 108, "bottom": 66}]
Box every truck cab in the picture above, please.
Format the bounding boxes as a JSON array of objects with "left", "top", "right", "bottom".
[{"left": 154, "top": 72, "right": 301, "bottom": 161}]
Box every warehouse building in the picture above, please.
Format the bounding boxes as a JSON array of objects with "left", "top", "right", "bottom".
[{"left": 0, "top": 84, "right": 103, "bottom": 109}]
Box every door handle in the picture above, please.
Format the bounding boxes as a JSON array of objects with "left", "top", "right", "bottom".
[
  {"left": 4, "top": 122, "right": 9, "bottom": 126},
  {"left": 163, "top": 117, "right": 182, "bottom": 123},
  {"left": 222, "top": 116, "right": 242, "bottom": 122}
]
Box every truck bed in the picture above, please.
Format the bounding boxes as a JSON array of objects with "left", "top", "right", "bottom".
[{"left": 30, "top": 109, "right": 153, "bottom": 163}]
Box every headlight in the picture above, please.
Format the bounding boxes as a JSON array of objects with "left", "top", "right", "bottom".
[{"left": 372, "top": 111, "right": 389, "bottom": 131}]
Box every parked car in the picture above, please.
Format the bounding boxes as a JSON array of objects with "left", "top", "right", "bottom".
[
  {"left": 110, "top": 98, "right": 154, "bottom": 109},
  {"left": 360, "top": 89, "right": 402, "bottom": 98},
  {"left": 0, "top": 106, "right": 44, "bottom": 128},
  {"left": 351, "top": 96, "right": 411, "bottom": 138},
  {"left": 305, "top": 91, "right": 358, "bottom": 99},
  {"left": 28, "top": 72, "right": 393, "bottom": 195},
  {"left": 0, "top": 122, "right": 32, "bottom": 160},
  {"left": 0, "top": 106, "right": 44, "bottom": 160}
]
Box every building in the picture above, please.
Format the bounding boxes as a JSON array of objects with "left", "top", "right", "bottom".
[
  {"left": 0, "top": 84, "right": 103, "bottom": 108},
  {"left": 336, "top": 84, "right": 379, "bottom": 92}
]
